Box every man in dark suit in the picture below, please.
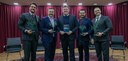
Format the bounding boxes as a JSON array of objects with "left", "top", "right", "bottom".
[
  {"left": 39, "top": 8, "right": 58, "bottom": 61},
  {"left": 77, "top": 9, "right": 93, "bottom": 61},
  {"left": 18, "top": 3, "right": 40, "bottom": 61},
  {"left": 91, "top": 7, "right": 113, "bottom": 61},
  {"left": 58, "top": 6, "right": 78, "bottom": 61}
]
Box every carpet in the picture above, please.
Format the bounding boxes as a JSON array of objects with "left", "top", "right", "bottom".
[
  {"left": 12, "top": 52, "right": 118, "bottom": 61},
  {"left": 36, "top": 52, "right": 118, "bottom": 61}
]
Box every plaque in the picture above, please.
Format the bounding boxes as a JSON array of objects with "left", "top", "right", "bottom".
[{"left": 64, "top": 25, "right": 70, "bottom": 32}]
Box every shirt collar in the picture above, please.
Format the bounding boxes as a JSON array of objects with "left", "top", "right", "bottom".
[
  {"left": 48, "top": 16, "right": 54, "bottom": 19},
  {"left": 99, "top": 14, "right": 101, "bottom": 18},
  {"left": 29, "top": 11, "right": 35, "bottom": 15},
  {"left": 96, "top": 14, "right": 101, "bottom": 19},
  {"left": 63, "top": 14, "right": 69, "bottom": 16},
  {"left": 48, "top": 16, "right": 53, "bottom": 19}
]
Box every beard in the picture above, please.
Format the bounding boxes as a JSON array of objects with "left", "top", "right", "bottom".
[
  {"left": 30, "top": 9, "right": 35, "bottom": 13},
  {"left": 80, "top": 15, "right": 85, "bottom": 18},
  {"left": 49, "top": 14, "right": 53, "bottom": 17},
  {"left": 96, "top": 12, "right": 101, "bottom": 16}
]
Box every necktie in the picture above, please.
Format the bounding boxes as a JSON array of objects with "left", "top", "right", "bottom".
[
  {"left": 32, "top": 14, "right": 35, "bottom": 18},
  {"left": 95, "top": 16, "right": 99, "bottom": 23},
  {"left": 94, "top": 16, "right": 99, "bottom": 32}
]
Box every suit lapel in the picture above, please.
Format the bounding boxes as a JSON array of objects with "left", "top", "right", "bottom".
[
  {"left": 60, "top": 16, "right": 64, "bottom": 25},
  {"left": 98, "top": 15, "right": 103, "bottom": 23},
  {"left": 52, "top": 18, "right": 56, "bottom": 28},
  {"left": 46, "top": 17, "right": 52, "bottom": 27},
  {"left": 69, "top": 15, "right": 72, "bottom": 27},
  {"left": 93, "top": 17, "right": 99, "bottom": 31},
  {"left": 60, "top": 15, "right": 71, "bottom": 27},
  {"left": 35, "top": 15, "right": 39, "bottom": 22},
  {"left": 93, "top": 18, "right": 97, "bottom": 24},
  {"left": 27, "top": 13, "right": 38, "bottom": 23},
  {"left": 27, "top": 13, "right": 33, "bottom": 21},
  {"left": 47, "top": 16, "right": 56, "bottom": 28},
  {"left": 95, "top": 15, "right": 103, "bottom": 25}
]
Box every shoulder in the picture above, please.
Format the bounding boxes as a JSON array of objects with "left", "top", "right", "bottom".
[
  {"left": 104, "top": 16, "right": 111, "bottom": 21},
  {"left": 69, "top": 15, "right": 77, "bottom": 20},
  {"left": 22, "top": 13, "right": 29, "bottom": 16},
  {"left": 19, "top": 13, "right": 29, "bottom": 19},
  {"left": 58, "top": 15, "right": 63, "bottom": 18},
  {"left": 84, "top": 18, "right": 91, "bottom": 22},
  {"left": 91, "top": 18, "right": 95, "bottom": 23},
  {"left": 85, "top": 18, "right": 90, "bottom": 21},
  {"left": 58, "top": 15, "right": 63, "bottom": 21},
  {"left": 69, "top": 15, "right": 76, "bottom": 17},
  {"left": 54, "top": 18, "right": 57, "bottom": 21},
  {"left": 101, "top": 15, "right": 111, "bottom": 22},
  {"left": 21, "top": 13, "right": 25, "bottom": 16},
  {"left": 40, "top": 16, "right": 48, "bottom": 22},
  {"left": 42, "top": 16, "right": 48, "bottom": 20},
  {"left": 102, "top": 15, "right": 109, "bottom": 19}
]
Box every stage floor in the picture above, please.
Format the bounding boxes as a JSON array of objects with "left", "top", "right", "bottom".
[{"left": 0, "top": 48, "right": 128, "bottom": 61}]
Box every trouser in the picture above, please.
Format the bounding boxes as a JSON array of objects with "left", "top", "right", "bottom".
[
  {"left": 61, "top": 37, "right": 75, "bottom": 61},
  {"left": 23, "top": 39, "right": 38, "bottom": 61}
]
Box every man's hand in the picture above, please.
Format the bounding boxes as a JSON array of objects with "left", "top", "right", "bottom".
[
  {"left": 60, "top": 31, "right": 65, "bottom": 35},
  {"left": 96, "top": 32, "right": 104, "bottom": 37},
  {"left": 91, "top": 38, "right": 94, "bottom": 44},
  {"left": 48, "top": 29, "right": 54, "bottom": 33},
  {"left": 66, "top": 31, "right": 72, "bottom": 35},
  {"left": 81, "top": 32, "right": 88, "bottom": 36},
  {"left": 26, "top": 30, "right": 32, "bottom": 35}
]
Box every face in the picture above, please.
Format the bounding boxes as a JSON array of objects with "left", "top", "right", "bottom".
[
  {"left": 29, "top": 4, "right": 37, "bottom": 13},
  {"left": 62, "top": 7, "right": 69, "bottom": 15},
  {"left": 48, "top": 9, "right": 54, "bottom": 17},
  {"left": 79, "top": 10, "right": 86, "bottom": 18},
  {"left": 94, "top": 8, "right": 101, "bottom": 16}
]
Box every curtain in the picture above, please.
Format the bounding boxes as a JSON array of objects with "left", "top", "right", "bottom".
[{"left": 0, "top": 2, "right": 128, "bottom": 53}]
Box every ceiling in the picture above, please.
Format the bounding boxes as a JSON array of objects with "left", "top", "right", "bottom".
[{"left": 0, "top": 0, "right": 127, "bottom": 6}]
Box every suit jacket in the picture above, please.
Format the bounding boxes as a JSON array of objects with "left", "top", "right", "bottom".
[
  {"left": 39, "top": 16, "right": 58, "bottom": 47},
  {"left": 78, "top": 17, "right": 93, "bottom": 42},
  {"left": 58, "top": 15, "right": 78, "bottom": 41},
  {"left": 92, "top": 15, "right": 113, "bottom": 41},
  {"left": 18, "top": 13, "right": 40, "bottom": 41}
]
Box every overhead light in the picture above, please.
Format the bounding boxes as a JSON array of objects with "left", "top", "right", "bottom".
[
  {"left": 108, "top": 3, "right": 113, "bottom": 5},
  {"left": 93, "top": 3, "right": 97, "bottom": 5},
  {"left": 63, "top": 3, "right": 68, "bottom": 6},
  {"left": 123, "top": 3, "right": 127, "bottom": 5},
  {"left": 78, "top": 3, "right": 82, "bottom": 6},
  {"left": 47, "top": 3, "right": 51, "bottom": 5},
  {"left": 13, "top": 2, "right": 19, "bottom": 5}
]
